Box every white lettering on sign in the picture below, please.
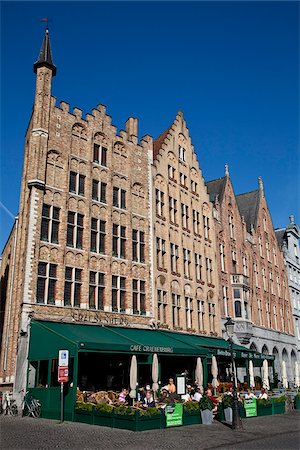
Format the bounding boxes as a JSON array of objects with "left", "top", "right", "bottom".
[{"left": 129, "top": 345, "right": 173, "bottom": 353}]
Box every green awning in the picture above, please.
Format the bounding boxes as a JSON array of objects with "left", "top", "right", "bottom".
[{"left": 28, "top": 320, "right": 210, "bottom": 360}]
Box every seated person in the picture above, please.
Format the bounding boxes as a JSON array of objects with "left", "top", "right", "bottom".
[
  {"left": 193, "top": 387, "right": 203, "bottom": 402},
  {"left": 205, "top": 388, "right": 218, "bottom": 413},
  {"left": 181, "top": 385, "right": 192, "bottom": 402},
  {"left": 245, "top": 388, "right": 256, "bottom": 399},
  {"left": 143, "top": 390, "right": 155, "bottom": 407},
  {"left": 159, "top": 389, "right": 171, "bottom": 404},
  {"left": 258, "top": 388, "right": 268, "bottom": 400},
  {"left": 118, "top": 388, "right": 128, "bottom": 402},
  {"left": 167, "top": 378, "right": 176, "bottom": 394}
]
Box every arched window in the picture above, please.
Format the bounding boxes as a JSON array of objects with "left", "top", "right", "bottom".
[
  {"left": 262, "top": 345, "right": 269, "bottom": 356},
  {"left": 234, "top": 300, "right": 242, "bottom": 318}
]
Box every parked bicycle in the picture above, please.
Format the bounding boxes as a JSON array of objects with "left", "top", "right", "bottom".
[
  {"left": 22, "top": 392, "right": 41, "bottom": 418},
  {"left": 3, "top": 392, "right": 18, "bottom": 416}
]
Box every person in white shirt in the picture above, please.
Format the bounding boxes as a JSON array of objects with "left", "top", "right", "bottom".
[
  {"left": 245, "top": 388, "right": 256, "bottom": 399},
  {"left": 258, "top": 388, "right": 268, "bottom": 400},
  {"left": 193, "top": 387, "right": 203, "bottom": 402}
]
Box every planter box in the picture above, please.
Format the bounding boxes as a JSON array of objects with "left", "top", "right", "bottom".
[
  {"left": 224, "top": 407, "right": 232, "bottom": 423},
  {"left": 200, "top": 409, "right": 213, "bottom": 425},
  {"left": 257, "top": 404, "right": 272, "bottom": 416},
  {"left": 114, "top": 413, "right": 137, "bottom": 431},
  {"left": 93, "top": 411, "right": 114, "bottom": 427},
  {"left": 75, "top": 409, "right": 94, "bottom": 424},
  {"left": 183, "top": 411, "right": 202, "bottom": 426},
  {"left": 239, "top": 406, "right": 246, "bottom": 418},
  {"left": 272, "top": 402, "right": 285, "bottom": 415},
  {"left": 137, "top": 413, "right": 164, "bottom": 431},
  {"left": 295, "top": 397, "right": 300, "bottom": 410}
]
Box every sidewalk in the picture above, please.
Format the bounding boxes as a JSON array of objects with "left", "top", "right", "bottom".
[{"left": 1, "top": 410, "right": 299, "bottom": 450}]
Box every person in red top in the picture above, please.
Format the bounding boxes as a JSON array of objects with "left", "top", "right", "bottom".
[{"left": 205, "top": 388, "right": 218, "bottom": 413}]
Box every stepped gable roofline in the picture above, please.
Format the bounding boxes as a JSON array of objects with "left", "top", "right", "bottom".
[
  {"left": 34, "top": 28, "right": 56, "bottom": 76},
  {"left": 205, "top": 177, "right": 227, "bottom": 204},
  {"left": 153, "top": 126, "right": 171, "bottom": 160},
  {"left": 236, "top": 189, "right": 260, "bottom": 233}
]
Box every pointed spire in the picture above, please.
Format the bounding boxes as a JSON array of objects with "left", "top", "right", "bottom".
[
  {"left": 225, "top": 163, "right": 229, "bottom": 177},
  {"left": 258, "top": 176, "right": 264, "bottom": 193},
  {"left": 34, "top": 28, "right": 56, "bottom": 76}
]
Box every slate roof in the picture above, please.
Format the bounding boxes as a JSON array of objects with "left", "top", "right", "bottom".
[
  {"left": 34, "top": 28, "right": 56, "bottom": 76},
  {"left": 275, "top": 229, "right": 286, "bottom": 249},
  {"left": 236, "top": 190, "right": 260, "bottom": 232},
  {"left": 205, "top": 177, "right": 227, "bottom": 204},
  {"left": 153, "top": 127, "right": 171, "bottom": 161}
]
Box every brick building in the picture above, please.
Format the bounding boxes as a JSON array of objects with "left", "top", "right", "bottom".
[{"left": 206, "top": 168, "right": 297, "bottom": 385}]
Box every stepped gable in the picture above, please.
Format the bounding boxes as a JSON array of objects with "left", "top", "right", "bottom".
[{"left": 236, "top": 189, "right": 260, "bottom": 232}]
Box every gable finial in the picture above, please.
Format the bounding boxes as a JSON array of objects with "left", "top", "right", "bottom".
[
  {"left": 258, "top": 176, "right": 264, "bottom": 193},
  {"left": 225, "top": 163, "right": 229, "bottom": 177}
]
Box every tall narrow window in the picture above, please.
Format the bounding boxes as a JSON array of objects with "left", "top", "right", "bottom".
[
  {"left": 93, "top": 143, "right": 107, "bottom": 166},
  {"left": 229, "top": 214, "right": 234, "bottom": 239},
  {"left": 197, "top": 300, "right": 205, "bottom": 332},
  {"left": 242, "top": 255, "right": 247, "bottom": 276},
  {"left": 185, "top": 297, "right": 193, "bottom": 329},
  {"left": 92, "top": 180, "right": 107, "bottom": 203},
  {"left": 168, "top": 165, "right": 176, "bottom": 180},
  {"left": 40, "top": 204, "right": 60, "bottom": 244},
  {"left": 195, "top": 253, "right": 202, "bottom": 281},
  {"left": 67, "top": 211, "right": 84, "bottom": 249},
  {"left": 280, "top": 307, "right": 284, "bottom": 331},
  {"left": 191, "top": 180, "right": 198, "bottom": 194},
  {"left": 262, "top": 268, "right": 267, "bottom": 291},
  {"left": 172, "top": 293, "right": 181, "bottom": 327},
  {"left": 155, "top": 189, "right": 164, "bottom": 217},
  {"left": 276, "top": 275, "right": 281, "bottom": 297},
  {"left": 113, "top": 187, "right": 126, "bottom": 209},
  {"left": 206, "top": 258, "right": 213, "bottom": 284},
  {"left": 258, "top": 235, "right": 263, "bottom": 257},
  {"left": 156, "top": 238, "right": 166, "bottom": 269},
  {"left": 132, "top": 279, "right": 146, "bottom": 315},
  {"left": 254, "top": 262, "right": 259, "bottom": 287},
  {"left": 179, "top": 145, "right": 186, "bottom": 161},
  {"left": 64, "top": 267, "right": 82, "bottom": 307},
  {"left": 89, "top": 271, "right": 105, "bottom": 310},
  {"left": 112, "top": 275, "right": 126, "bottom": 312},
  {"left": 257, "top": 298, "right": 262, "bottom": 326},
  {"left": 180, "top": 172, "right": 187, "bottom": 187},
  {"left": 69, "top": 172, "right": 85, "bottom": 196},
  {"left": 222, "top": 286, "right": 228, "bottom": 317},
  {"left": 270, "top": 272, "right": 274, "bottom": 294},
  {"left": 208, "top": 303, "right": 215, "bottom": 332},
  {"left": 169, "top": 197, "right": 178, "bottom": 224},
  {"left": 181, "top": 203, "right": 189, "bottom": 230},
  {"left": 203, "top": 215, "right": 210, "bottom": 239},
  {"left": 112, "top": 224, "right": 126, "bottom": 258},
  {"left": 273, "top": 247, "right": 277, "bottom": 265},
  {"left": 266, "top": 241, "right": 270, "bottom": 261},
  {"left": 266, "top": 302, "right": 271, "bottom": 328},
  {"left": 157, "top": 289, "right": 167, "bottom": 323},
  {"left": 273, "top": 305, "right": 278, "bottom": 329},
  {"left": 220, "top": 244, "right": 225, "bottom": 272},
  {"left": 37, "top": 262, "right": 57, "bottom": 305},
  {"left": 170, "top": 243, "right": 179, "bottom": 273},
  {"left": 183, "top": 248, "right": 191, "bottom": 278},
  {"left": 90, "top": 218, "right": 106, "bottom": 254},
  {"left": 193, "top": 210, "right": 200, "bottom": 235},
  {"left": 132, "top": 230, "right": 145, "bottom": 263}
]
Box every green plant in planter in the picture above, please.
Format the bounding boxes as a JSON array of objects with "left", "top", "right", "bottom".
[
  {"left": 139, "top": 407, "right": 161, "bottom": 417},
  {"left": 222, "top": 394, "right": 233, "bottom": 408},
  {"left": 272, "top": 395, "right": 286, "bottom": 403},
  {"left": 257, "top": 398, "right": 271, "bottom": 406},
  {"left": 199, "top": 396, "right": 214, "bottom": 411},
  {"left": 76, "top": 401, "right": 94, "bottom": 411},
  {"left": 114, "top": 405, "right": 135, "bottom": 416},
  {"left": 183, "top": 401, "right": 200, "bottom": 413},
  {"left": 94, "top": 403, "right": 114, "bottom": 413}
]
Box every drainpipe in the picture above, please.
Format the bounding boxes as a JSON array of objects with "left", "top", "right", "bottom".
[{"left": 3, "top": 216, "right": 18, "bottom": 372}]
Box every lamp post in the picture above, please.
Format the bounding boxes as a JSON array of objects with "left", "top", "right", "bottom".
[{"left": 224, "top": 317, "right": 243, "bottom": 430}]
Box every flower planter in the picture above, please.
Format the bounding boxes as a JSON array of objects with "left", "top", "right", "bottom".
[
  {"left": 75, "top": 409, "right": 94, "bottom": 424},
  {"left": 183, "top": 411, "right": 202, "bottom": 426},
  {"left": 200, "top": 409, "right": 213, "bottom": 425},
  {"left": 272, "top": 401, "right": 285, "bottom": 415},
  {"left": 114, "top": 412, "right": 137, "bottom": 431},
  {"left": 257, "top": 404, "right": 272, "bottom": 416},
  {"left": 137, "top": 413, "right": 164, "bottom": 431},
  {"left": 224, "top": 407, "right": 232, "bottom": 423},
  {"left": 93, "top": 410, "right": 114, "bottom": 427}
]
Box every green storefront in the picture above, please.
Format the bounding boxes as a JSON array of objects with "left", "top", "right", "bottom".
[{"left": 26, "top": 320, "right": 260, "bottom": 421}]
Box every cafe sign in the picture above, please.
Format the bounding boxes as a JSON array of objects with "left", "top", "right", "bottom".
[{"left": 129, "top": 344, "right": 173, "bottom": 353}]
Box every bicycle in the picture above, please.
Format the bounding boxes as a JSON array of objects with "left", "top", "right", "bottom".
[
  {"left": 22, "top": 392, "right": 41, "bottom": 418},
  {"left": 3, "top": 392, "right": 18, "bottom": 416}
]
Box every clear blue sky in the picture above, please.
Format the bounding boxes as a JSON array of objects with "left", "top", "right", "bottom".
[{"left": 1, "top": 1, "right": 299, "bottom": 251}]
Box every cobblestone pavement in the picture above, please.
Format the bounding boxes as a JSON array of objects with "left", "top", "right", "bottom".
[{"left": 1, "top": 411, "right": 299, "bottom": 450}]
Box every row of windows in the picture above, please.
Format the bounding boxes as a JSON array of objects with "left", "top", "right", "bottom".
[
  {"left": 37, "top": 263, "right": 146, "bottom": 314},
  {"left": 157, "top": 289, "right": 216, "bottom": 332},
  {"left": 41, "top": 205, "right": 145, "bottom": 262},
  {"left": 168, "top": 165, "right": 198, "bottom": 195}
]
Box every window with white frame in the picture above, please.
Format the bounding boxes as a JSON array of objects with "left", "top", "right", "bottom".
[
  {"left": 266, "top": 302, "right": 271, "bottom": 328},
  {"left": 263, "top": 215, "right": 267, "bottom": 232},
  {"left": 258, "top": 235, "right": 263, "bottom": 257},
  {"left": 269, "top": 272, "right": 274, "bottom": 294},
  {"left": 203, "top": 215, "right": 210, "bottom": 239},
  {"left": 169, "top": 196, "right": 178, "bottom": 224},
  {"left": 294, "top": 244, "right": 299, "bottom": 261},
  {"left": 168, "top": 164, "right": 176, "bottom": 180},
  {"left": 132, "top": 230, "right": 145, "bottom": 263},
  {"left": 132, "top": 279, "right": 146, "bottom": 315},
  {"left": 172, "top": 293, "right": 181, "bottom": 327},
  {"left": 205, "top": 257, "right": 213, "bottom": 284},
  {"left": 234, "top": 289, "right": 242, "bottom": 318},
  {"left": 193, "top": 209, "right": 200, "bottom": 235},
  {"left": 112, "top": 275, "right": 126, "bottom": 312},
  {"left": 112, "top": 224, "right": 126, "bottom": 258},
  {"left": 195, "top": 253, "right": 202, "bottom": 281},
  {"left": 156, "top": 189, "right": 165, "bottom": 217},
  {"left": 197, "top": 299, "right": 205, "bottom": 331},
  {"left": 191, "top": 179, "right": 198, "bottom": 194},
  {"left": 113, "top": 187, "right": 126, "bottom": 209},
  {"left": 156, "top": 238, "right": 166, "bottom": 269},
  {"left": 223, "top": 286, "right": 228, "bottom": 317},
  {"left": 276, "top": 275, "right": 281, "bottom": 297},
  {"left": 93, "top": 143, "right": 107, "bottom": 166},
  {"left": 179, "top": 145, "right": 186, "bottom": 161},
  {"left": 242, "top": 255, "right": 247, "bottom": 276},
  {"left": 157, "top": 289, "right": 167, "bottom": 323},
  {"left": 183, "top": 248, "right": 191, "bottom": 278},
  {"left": 67, "top": 211, "right": 84, "bottom": 249},
  {"left": 208, "top": 302, "right": 216, "bottom": 332},
  {"left": 257, "top": 298, "right": 262, "bottom": 326},
  {"left": 273, "top": 305, "right": 278, "bottom": 329},
  {"left": 273, "top": 246, "right": 277, "bottom": 265},
  {"left": 181, "top": 203, "right": 189, "bottom": 229},
  {"left": 254, "top": 262, "right": 259, "bottom": 287},
  {"left": 40, "top": 204, "right": 60, "bottom": 244},
  {"left": 64, "top": 267, "right": 82, "bottom": 307},
  {"left": 185, "top": 297, "right": 193, "bottom": 329},
  {"left": 180, "top": 172, "right": 187, "bottom": 187},
  {"left": 262, "top": 268, "right": 267, "bottom": 291},
  {"left": 69, "top": 171, "right": 85, "bottom": 196},
  {"left": 220, "top": 244, "right": 226, "bottom": 272},
  {"left": 89, "top": 271, "right": 105, "bottom": 310},
  {"left": 289, "top": 265, "right": 293, "bottom": 281},
  {"left": 266, "top": 241, "right": 270, "bottom": 261},
  {"left": 229, "top": 214, "right": 234, "bottom": 239},
  {"left": 37, "top": 262, "right": 57, "bottom": 305},
  {"left": 280, "top": 307, "right": 284, "bottom": 331},
  {"left": 90, "top": 218, "right": 106, "bottom": 254},
  {"left": 170, "top": 243, "right": 179, "bottom": 273},
  {"left": 92, "top": 179, "right": 107, "bottom": 203}
]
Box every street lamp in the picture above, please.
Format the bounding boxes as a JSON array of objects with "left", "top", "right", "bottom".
[{"left": 224, "top": 317, "right": 243, "bottom": 430}]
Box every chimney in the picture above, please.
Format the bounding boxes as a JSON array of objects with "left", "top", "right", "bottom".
[{"left": 125, "top": 117, "right": 138, "bottom": 138}]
